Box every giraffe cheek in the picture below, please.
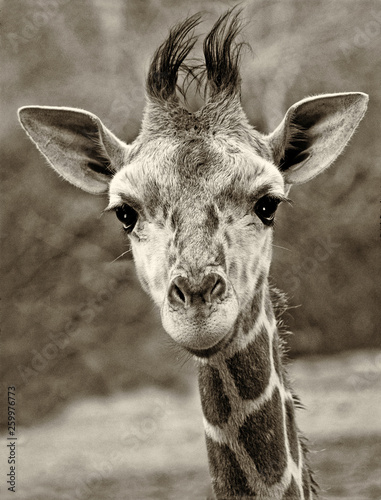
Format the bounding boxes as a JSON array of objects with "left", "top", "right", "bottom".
[
  {"left": 132, "top": 257, "right": 150, "bottom": 293},
  {"left": 137, "top": 263, "right": 168, "bottom": 307},
  {"left": 150, "top": 270, "right": 167, "bottom": 305},
  {"left": 131, "top": 251, "right": 157, "bottom": 301}
]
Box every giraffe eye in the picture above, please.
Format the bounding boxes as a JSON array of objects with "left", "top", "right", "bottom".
[
  {"left": 254, "top": 195, "right": 280, "bottom": 226},
  {"left": 115, "top": 204, "right": 138, "bottom": 232}
]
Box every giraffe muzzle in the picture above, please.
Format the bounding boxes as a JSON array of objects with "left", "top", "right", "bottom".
[
  {"left": 162, "top": 271, "right": 239, "bottom": 352},
  {"left": 167, "top": 272, "right": 227, "bottom": 309}
]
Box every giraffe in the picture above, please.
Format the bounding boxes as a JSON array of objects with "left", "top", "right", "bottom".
[{"left": 18, "top": 10, "right": 368, "bottom": 499}]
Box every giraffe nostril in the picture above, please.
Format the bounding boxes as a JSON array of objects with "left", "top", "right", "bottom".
[
  {"left": 168, "top": 278, "right": 189, "bottom": 308},
  {"left": 210, "top": 275, "right": 226, "bottom": 301},
  {"left": 203, "top": 273, "right": 226, "bottom": 304},
  {"left": 173, "top": 284, "right": 186, "bottom": 304}
]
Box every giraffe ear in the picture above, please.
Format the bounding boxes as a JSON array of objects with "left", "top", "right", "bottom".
[
  {"left": 268, "top": 92, "right": 368, "bottom": 188},
  {"left": 18, "top": 106, "right": 129, "bottom": 194}
]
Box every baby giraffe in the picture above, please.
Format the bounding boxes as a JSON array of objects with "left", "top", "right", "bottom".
[{"left": 19, "top": 10, "right": 367, "bottom": 500}]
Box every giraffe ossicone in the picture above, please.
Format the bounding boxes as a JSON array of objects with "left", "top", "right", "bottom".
[{"left": 18, "top": 9, "right": 368, "bottom": 499}]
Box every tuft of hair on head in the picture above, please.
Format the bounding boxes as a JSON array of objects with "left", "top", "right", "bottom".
[
  {"left": 145, "top": 8, "right": 246, "bottom": 106},
  {"left": 203, "top": 7, "right": 245, "bottom": 99},
  {"left": 146, "top": 13, "right": 202, "bottom": 102}
]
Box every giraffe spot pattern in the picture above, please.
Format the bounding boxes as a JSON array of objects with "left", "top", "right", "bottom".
[
  {"left": 162, "top": 201, "right": 169, "bottom": 220},
  {"left": 143, "top": 177, "right": 164, "bottom": 218},
  {"left": 205, "top": 203, "right": 219, "bottom": 235},
  {"left": 238, "top": 387, "right": 287, "bottom": 485},
  {"left": 283, "top": 477, "right": 301, "bottom": 499},
  {"left": 205, "top": 436, "right": 256, "bottom": 498},
  {"left": 168, "top": 252, "right": 176, "bottom": 268},
  {"left": 216, "top": 184, "right": 262, "bottom": 213},
  {"left": 226, "top": 214, "right": 234, "bottom": 224},
  {"left": 170, "top": 208, "right": 180, "bottom": 231},
  {"left": 215, "top": 242, "right": 226, "bottom": 270},
  {"left": 302, "top": 466, "right": 312, "bottom": 499},
  {"left": 224, "top": 230, "right": 232, "bottom": 248},
  {"left": 232, "top": 290, "right": 263, "bottom": 337},
  {"left": 226, "top": 326, "right": 271, "bottom": 399},
  {"left": 285, "top": 399, "right": 300, "bottom": 465},
  {"left": 229, "top": 260, "right": 238, "bottom": 280},
  {"left": 255, "top": 269, "right": 266, "bottom": 292},
  {"left": 198, "top": 365, "right": 231, "bottom": 426}
]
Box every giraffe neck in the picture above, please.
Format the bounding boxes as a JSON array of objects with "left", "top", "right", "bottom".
[{"left": 197, "top": 285, "right": 314, "bottom": 499}]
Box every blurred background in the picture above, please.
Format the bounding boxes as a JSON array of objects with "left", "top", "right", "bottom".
[{"left": 0, "top": 0, "right": 380, "bottom": 498}]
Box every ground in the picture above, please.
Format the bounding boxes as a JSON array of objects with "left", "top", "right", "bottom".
[{"left": 1, "top": 350, "right": 380, "bottom": 500}]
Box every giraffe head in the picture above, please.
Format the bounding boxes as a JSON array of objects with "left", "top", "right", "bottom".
[{"left": 18, "top": 11, "right": 368, "bottom": 356}]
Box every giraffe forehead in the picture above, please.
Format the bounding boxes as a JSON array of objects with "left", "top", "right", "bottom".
[{"left": 109, "top": 137, "right": 284, "bottom": 214}]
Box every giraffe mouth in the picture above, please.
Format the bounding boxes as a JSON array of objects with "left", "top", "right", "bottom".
[
  {"left": 185, "top": 330, "right": 236, "bottom": 358},
  {"left": 161, "top": 295, "right": 239, "bottom": 354}
]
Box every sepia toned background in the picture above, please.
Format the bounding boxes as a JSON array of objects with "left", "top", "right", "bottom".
[{"left": 0, "top": 0, "right": 380, "bottom": 498}]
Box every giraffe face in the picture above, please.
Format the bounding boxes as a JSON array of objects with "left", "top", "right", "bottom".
[
  {"left": 18, "top": 10, "right": 367, "bottom": 363},
  {"left": 109, "top": 130, "right": 286, "bottom": 355}
]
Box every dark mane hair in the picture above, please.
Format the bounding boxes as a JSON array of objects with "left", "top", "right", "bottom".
[{"left": 146, "top": 8, "right": 244, "bottom": 103}]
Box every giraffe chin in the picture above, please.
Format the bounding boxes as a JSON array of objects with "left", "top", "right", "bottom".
[
  {"left": 185, "top": 334, "right": 235, "bottom": 358},
  {"left": 161, "top": 300, "right": 238, "bottom": 354}
]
